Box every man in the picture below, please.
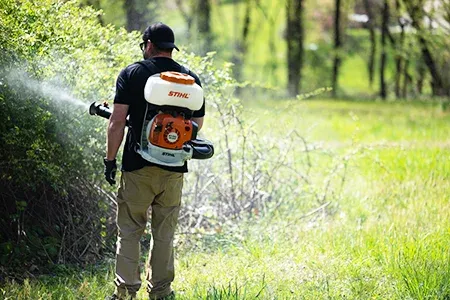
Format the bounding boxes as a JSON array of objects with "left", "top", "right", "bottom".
[{"left": 104, "top": 22, "right": 205, "bottom": 300}]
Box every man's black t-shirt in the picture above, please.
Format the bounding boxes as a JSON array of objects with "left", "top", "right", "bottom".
[{"left": 114, "top": 57, "right": 205, "bottom": 173}]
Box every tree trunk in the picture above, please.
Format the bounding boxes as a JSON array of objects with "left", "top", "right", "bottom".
[
  {"left": 256, "top": 1, "right": 282, "bottom": 86},
  {"left": 241, "top": 0, "right": 251, "bottom": 56},
  {"left": 125, "top": 0, "right": 156, "bottom": 32},
  {"left": 232, "top": 0, "right": 252, "bottom": 85},
  {"left": 286, "top": 0, "right": 304, "bottom": 97},
  {"left": 331, "top": 0, "right": 341, "bottom": 98},
  {"left": 405, "top": 1, "right": 447, "bottom": 96},
  {"left": 380, "top": 0, "right": 389, "bottom": 99},
  {"left": 197, "top": 0, "right": 212, "bottom": 53},
  {"left": 175, "top": 0, "right": 194, "bottom": 39},
  {"left": 363, "top": 0, "right": 376, "bottom": 87},
  {"left": 402, "top": 58, "right": 410, "bottom": 98},
  {"left": 394, "top": 25, "right": 405, "bottom": 98},
  {"left": 395, "top": 0, "right": 407, "bottom": 99},
  {"left": 418, "top": 35, "right": 446, "bottom": 96},
  {"left": 394, "top": 59, "right": 402, "bottom": 98},
  {"left": 417, "top": 61, "right": 425, "bottom": 95}
]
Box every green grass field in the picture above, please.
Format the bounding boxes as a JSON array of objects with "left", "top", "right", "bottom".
[{"left": 2, "top": 99, "right": 450, "bottom": 299}]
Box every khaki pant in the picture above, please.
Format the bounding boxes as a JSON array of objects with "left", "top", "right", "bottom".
[{"left": 113, "top": 166, "right": 183, "bottom": 299}]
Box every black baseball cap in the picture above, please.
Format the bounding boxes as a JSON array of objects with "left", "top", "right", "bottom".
[{"left": 143, "top": 22, "right": 179, "bottom": 51}]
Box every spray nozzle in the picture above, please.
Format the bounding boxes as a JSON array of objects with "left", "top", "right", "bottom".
[
  {"left": 89, "top": 102, "right": 130, "bottom": 127},
  {"left": 89, "top": 101, "right": 111, "bottom": 118}
]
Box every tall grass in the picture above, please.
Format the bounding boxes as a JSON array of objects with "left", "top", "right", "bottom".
[{"left": 2, "top": 99, "right": 449, "bottom": 299}]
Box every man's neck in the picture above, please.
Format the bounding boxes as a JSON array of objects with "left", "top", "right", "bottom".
[{"left": 149, "top": 53, "right": 172, "bottom": 59}]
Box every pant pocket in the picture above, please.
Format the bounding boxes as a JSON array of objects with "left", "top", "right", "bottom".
[{"left": 157, "top": 174, "right": 184, "bottom": 207}]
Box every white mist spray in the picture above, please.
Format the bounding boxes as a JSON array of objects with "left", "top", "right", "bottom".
[{"left": 5, "top": 69, "right": 89, "bottom": 110}]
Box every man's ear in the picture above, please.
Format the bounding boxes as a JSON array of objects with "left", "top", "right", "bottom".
[
  {"left": 147, "top": 42, "right": 153, "bottom": 52},
  {"left": 143, "top": 42, "right": 152, "bottom": 59}
]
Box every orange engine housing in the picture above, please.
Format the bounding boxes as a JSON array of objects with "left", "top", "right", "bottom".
[{"left": 149, "top": 114, "right": 197, "bottom": 150}]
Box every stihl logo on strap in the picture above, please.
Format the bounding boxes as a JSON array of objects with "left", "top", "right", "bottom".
[
  {"left": 162, "top": 152, "right": 175, "bottom": 157},
  {"left": 168, "top": 91, "right": 190, "bottom": 99}
]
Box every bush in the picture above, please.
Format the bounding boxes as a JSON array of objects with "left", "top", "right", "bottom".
[
  {"left": 176, "top": 53, "right": 352, "bottom": 248},
  {"left": 0, "top": 0, "right": 140, "bottom": 275}
]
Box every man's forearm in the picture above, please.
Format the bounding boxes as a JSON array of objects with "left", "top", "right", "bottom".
[{"left": 106, "top": 120, "right": 126, "bottom": 160}]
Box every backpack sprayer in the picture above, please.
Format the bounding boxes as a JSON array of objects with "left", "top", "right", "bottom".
[{"left": 89, "top": 71, "right": 214, "bottom": 166}]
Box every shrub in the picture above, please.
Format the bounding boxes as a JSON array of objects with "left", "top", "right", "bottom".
[
  {"left": 176, "top": 53, "right": 352, "bottom": 247},
  {"left": 0, "top": 0, "right": 139, "bottom": 275}
]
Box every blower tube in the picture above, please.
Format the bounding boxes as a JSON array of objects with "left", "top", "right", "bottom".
[
  {"left": 187, "top": 139, "right": 214, "bottom": 159},
  {"left": 89, "top": 102, "right": 214, "bottom": 160}
]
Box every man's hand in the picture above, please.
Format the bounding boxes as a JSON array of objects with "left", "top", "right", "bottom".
[{"left": 103, "top": 158, "right": 117, "bottom": 185}]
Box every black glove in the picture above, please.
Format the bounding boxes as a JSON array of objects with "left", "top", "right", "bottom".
[{"left": 103, "top": 158, "right": 117, "bottom": 185}]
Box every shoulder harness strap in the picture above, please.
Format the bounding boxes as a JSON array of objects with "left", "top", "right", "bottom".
[
  {"left": 180, "top": 65, "right": 191, "bottom": 76},
  {"left": 138, "top": 60, "right": 191, "bottom": 76},
  {"left": 136, "top": 60, "right": 160, "bottom": 74},
  {"left": 127, "top": 60, "right": 160, "bottom": 152}
]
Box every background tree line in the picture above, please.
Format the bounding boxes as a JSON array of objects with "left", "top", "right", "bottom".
[{"left": 81, "top": 0, "right": 449, "bottom": 98}]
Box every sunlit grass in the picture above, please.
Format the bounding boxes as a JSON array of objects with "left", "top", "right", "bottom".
[{"left": 244, "top": 99, "right": 450, "bottom": 143}]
